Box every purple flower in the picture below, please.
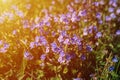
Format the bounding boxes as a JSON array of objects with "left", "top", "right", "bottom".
[
  {"left": 71, "top": 35, "right": 78, "bottom": 44},
  {"left": 58, "top": 35, "right": 64, "bottom": 43},
  {"left": 93, "top": 26, "right": 97, "bottom": 32},
  {"left": 108, "top": 7, "right": 114, "bottom": 13},
  {"left": 59, "top": 51, "right": 65, "bottom": 57},
  {"left": 98, "top": 20, "right": 103, "bottom": 24},
  {"left": 40, "top": 54, "right": 46, "bottom": 61},
  {"left": 51, "top": 42, "right": 60, "bottom": 53},
  {"left": 30, "top": 42, "right": 35, "bottom": 49},
  {"left": 67, "top": 5, "right": 74, "bottom": 12},
  {"left": 53, "top": 16, "right": 59, "bottom": 22},
  {"left": 66, "top": 12, "right": 71, "bottom": 18},
  {"left": 26, "top": 4, "right": 31, "bottom": 9},
  {"left": 51, "top": 42, "right": 57, "bottom": 48},
  {"left": 58, "top": 57, "right": 63, "bottom": 63},
  {"left": 71, "top": 11, "right": 80, "bottom": 22},
  {"left": 93, "top": 2, "right": 99, "bottom": 6},
  {"left": 80, "top": 54, "right": 86, "bottom": 61},
  {"left": 66, "top": 54, "right": 72, "bottom": 61},
  {"left": 39, "top": 21, "right": 44, "bottom": 27},
  {"left": 105, "top": 16, "right": 111, "bottom": 21},
  {"left": 4, "top": 43, "right": 10, "bottom": 49},
  {"left": 95, "top": 32, "right": 102, "bottom": 38},
  {"left": 61, "top": 30, "right": 67, "bottom": 37},
  {"left": 35, "top": 36, "right": 39, "bottom": 42},
  {"left": 86, "top": 45, "right": 93, "bottom": 52},
  {"left": 116, "top": 30, "right": 120, "bottom": 35},
  {"left": 109, "top": 66, "right": 114, "bottom": 71},
  {"left": 45, "top": 21, "right": 51, "bottom": 26},
  {"left": 0, "top": 40, "right": 3, "bottom": 46},
  {"left": 63, "top": 39, "right": 70, "bottom": 45},
  {"left": 78, "top": 44, "right": 82, "bottom": 50},
  {"left": 74, "top": 0, "right": 80, "bottom": 3},
  {"left": 73, "top": 78, "right": 81, "bottom": 80},
  {"left": 0, "top": 48, "right": 7, "bottom": 53},
  {"left": 99, "top": 0, "right": 105, "bottom": 5},
  {"left": 78, "top": 10, "right": 87, "bottom": 17},
  {"left": 110, "top": 13, "right": 116, "bottom": 19},
  {"left": 12, "top": 30, "right": 17, "bottom": 35},
  {"left": 16, "top": 10, "right": 24, "bottom": 18},
  {"left": 51, "top": 31, "right": 56, "bottom": 37},
  {"left": 22, "top": 20, "right": 29, "bottom": 28},
  {"left": 36, "top": 36, "right": 47, "bottom": 46},
  {"left": 65, "top": 25, "right": 70, "bottom": 30},
  {"left": 83, "top": 27, "right": 88, "bottom": 36},
  {"left": 60, "top": 14, "right": 66, "bottom": 22},
  {"left": 24, "top": 51, "right": 33, "bottom": 60},
  {"left": 112, "top": 56, "right": 118, "bottom": 63},
  {"left": 45, "top": 46, "right": 49, "bottom": 53},
  {"left": 116, "top": 8, "right": 120, "bottom": 14},
  {"left": 109, "top": 0, "right": 117, "bottom": 5},
  {"left": 88, "top": 26, "right": 93, "bottom": 34},
  {"left": 96, "top": 12, "right": 101, "bottom": 19}
]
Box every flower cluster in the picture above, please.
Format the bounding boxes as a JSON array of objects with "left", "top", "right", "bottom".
[{"left": 0, "top": 0, "right": 119, "bottom": 79}]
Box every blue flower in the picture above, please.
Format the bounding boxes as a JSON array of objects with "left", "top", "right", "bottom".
[
  {"left": 109, "top": 66, "right": 114, "bottom": 71},
  {"left": 93, "top": 26, "right": 97, "bottom": 32},
  {"left": 61, "top": 30, "right": 67, "bottom": 37},
  {"left": 95, "top": 32, "right": 102, "bottom": 38},
  {"left": 80, "top": 54, "right": 86, "bottom": 61},
  {"left": 88, "top": 26, "right": 93, "bottom": 34},
  {"left": 59, "top": 51, "right": 65, "bottom": 57},
  {"left": 51, "top": 42, "right": 57, "bottom": 48},
  {"left": 112, "top": 56, "right": 118, "bottom": 63},
  {"left": 116, "top": 30, "right": 120, "bottom": 35},
  {"left": 51, "top": 42, "right": 60, "bottom": 53},
  {"left": 66, "top": 54, "right": 72, "bottom": 61},
  {"left": 73, "top": 78, "right": 82, "bottom": 80},
  {"left": 86, "top": 45, "right": 93, "bottom": 52},
  {"left": 71, "top": 35, "right": 80, "bottom": 45},
  {"left": 96, "top": 12, "right": 101, "bottom": 19}
]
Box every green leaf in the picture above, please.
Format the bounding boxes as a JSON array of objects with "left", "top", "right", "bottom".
[
  {"left": 17, "top": 58, "right": 27, "bottom": 80},
  {"left": 63, "top": 67, "right": 68, "bottom": 74},
  {"left": 26, "top": 77, "right": 32, "bottom": 80},
  {"left": 72, "top": 69, "right": 77, "bottom": 74},
  {"left": 50, "top": 77, "right": 61, "bottom": 80},
  {"left": 117, "top": 44, "right": 120, "bottom": 48},
  {"left": 37, "top": 70, "right": 44, "bottom": 79}
]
